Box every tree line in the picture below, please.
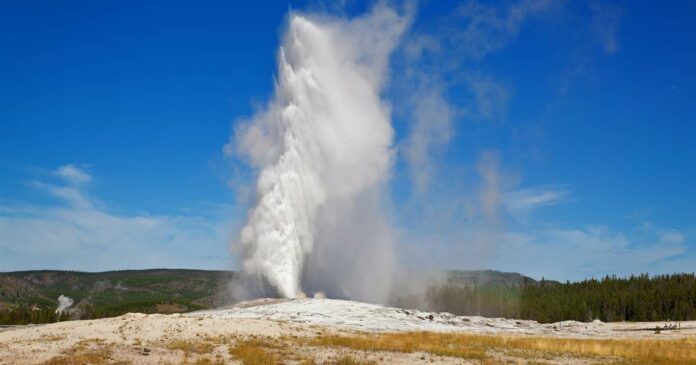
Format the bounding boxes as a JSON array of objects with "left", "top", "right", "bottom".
[
  {"left": 519, "top": 273, "right": 696, "bottom": 323},
  {"left": 0, "top": 299, "right": 201, "bottom": 325},
  {"left": 424, "top": 273, "right": 696, "bottom": 323},
  {"left": 2, "top": 272, "right": 695, "bottom": 325},
  {"left": 0, "top": 305, "right": 70, "bottom": 325}
]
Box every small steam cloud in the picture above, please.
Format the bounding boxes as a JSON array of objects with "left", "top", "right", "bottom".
[
  {"left": 55, "top": 295, "right": 74, "bottom": 315},
  {"left": 226, "top": 6, "right": 408, "bottom": 301}
]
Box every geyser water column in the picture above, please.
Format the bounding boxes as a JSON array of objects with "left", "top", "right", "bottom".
[{"left": 231, "top": 7, "right": 407, "bottom": 299}]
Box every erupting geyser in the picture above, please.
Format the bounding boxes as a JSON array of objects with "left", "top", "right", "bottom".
[{"left": 228, "top": 6, "right": 407, "bottom": 299}]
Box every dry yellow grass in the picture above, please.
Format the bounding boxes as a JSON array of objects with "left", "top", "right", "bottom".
[
  {"left": 332, "top": 355, "right": 377, "bottom": 365},
  {"left": 42, "top": 339, "right": 127, "bottom": 365},
  {"left": 303, "top": 331, "right": 696, "bottom": 364},
  {"left": 166, "top": 338, "right": 216, "bottom": 354},
  {"left": 229, "top": 339, "right": 280, "bottom": 365},
  {"left": 165, "top": 338, "right": 220, "bottom": 364},
  {"left": 191, "top": 358, "right": 225, "bottom": 365},
  {"left": 308, "top": 332, "right": 487, "bottom": 360},
  {"left": 489, "top": 334, "right": 696, "bottom": 364},
  {"left": 30, "top": 326, "right": 696, "bottom": 365},
  {"left": 39, "top": 334, "right": 67, "bottom": 342}
]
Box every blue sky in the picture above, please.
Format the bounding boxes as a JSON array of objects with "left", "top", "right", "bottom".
[{"left": 1, "top": 0, "right": 694, "bottom": 280}]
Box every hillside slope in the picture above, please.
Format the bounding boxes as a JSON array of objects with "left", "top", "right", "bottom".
[
  {"left": 0, "top": 269, "right": 235, "bottom": 323},
  {"left": 3, "top": 269, "right": 694, "bottom": 324},
  {"left": 0, "top": 269, "right": 534, "bottom": 324}
]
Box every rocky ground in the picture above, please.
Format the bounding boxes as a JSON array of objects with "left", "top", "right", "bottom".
[{"left": 1, "top": 298, "right": 694, "bottom": 364}]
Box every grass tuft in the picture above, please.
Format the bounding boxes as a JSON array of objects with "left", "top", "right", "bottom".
[
  {"left": 166, "top": 339, "right": 215, "bottom": 354},
  {"left": 332, "top": 355, "right": 377, "bottom": 365},
  {"left": 229, "top": 339, "right": 279, "bottom": 365},
  {"left": 42, "top": 340, "right": 127, "bottom": 365}
]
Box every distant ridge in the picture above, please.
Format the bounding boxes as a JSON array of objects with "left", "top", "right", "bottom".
[
  {"left": 0, "top": 269, "right": 528, "bottom": 317},
  {"left": 3, "top": 269, "right": 694, "bottom": 325},
  {"left": 445, "top": 269, "right": 559, "bottom": 287},
  {"left": 0, "top": 269, "right": 236, "bottom": 324}
]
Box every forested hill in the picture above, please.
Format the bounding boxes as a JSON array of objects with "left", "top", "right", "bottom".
[
  {"left": 445, "top": 270, "right": 555, "bottom": 287},
  {"left": 0, "top": 269, "right": 235, "bottom": 324},
  {"left": 425, "top": 272, "right": 696, "bottom": 323},
  {"left": 520, "top": 273, "right": 696, "bottom": 323},
  {"left": 1, "top": 269, "right": 695, "bottom": 325}
]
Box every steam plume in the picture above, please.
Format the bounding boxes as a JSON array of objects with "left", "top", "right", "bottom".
[
  {"left": 228, "top": 6, "right": 407, "bottom": 300},
  {"left": 55, "top": 294, "right": 74, "bottom": 315}
]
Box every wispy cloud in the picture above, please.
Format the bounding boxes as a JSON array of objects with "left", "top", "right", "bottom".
[
  {"left": 0, "top": 165, "right": 231, "bottom": 272},
  {"left": 31, "top": 181, "right": 93, "bottom": 209},
  {"left": 54, "top": 164, "right": 91, "bottom": 185},
  {"left": 589, "top": 1, "right": 623, "bottom": 54},
  {"left": 504, "top": 186, "right": 569, "bottom": 216},
  {"left": 453, "top": 0, "right": 560, "bottom": 60},
  {"left": 401, "top": 87, "right": 454, "bottom": 193},
  {"left": 395, "top": 160, "right": 693, "bottom": 280},
  {"left": 556, "top": 1, "right": 623, "bottom": 94},
  {"left": 398, "top": 0, "right": 560, "bottom": 193},
  {"left": 494, "top": 224, "right": 692, "bottom": 281},
  {"left": 465, "top": 72, "right": 510, "bottom": 120},
  {"left": 391, "top": 1, "right": 656, "bottom": 282}
]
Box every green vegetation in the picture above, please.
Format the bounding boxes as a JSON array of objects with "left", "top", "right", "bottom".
[
  {"left": 2, "top": 269, "right": 695, "bottom": 325},
  {"left": 520, "top": 273, "right": 696, "bottom": 323},
  {"left": 423, "top": 272, "right": 696, "bottom": 323},
  {"left": 0, "top": 269, "right": 235, "bottom": 324},
  {"left": 0, "top": 305, "right": 70, "bottom": 325}
]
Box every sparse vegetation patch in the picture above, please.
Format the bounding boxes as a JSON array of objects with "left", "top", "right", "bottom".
[{"left": 300, "top": 331, "right": 696, "bottom": 364}]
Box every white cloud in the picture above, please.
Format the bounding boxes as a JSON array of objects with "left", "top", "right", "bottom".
[
  {"left": 493, "top": 225, "right": 691, "bottom": 281},
  {"left": 395, "top": 173, "right": 694, "bottom": 281},
  {"left": 30, "top": 181, "right": 92, "bottom": 209},
  {"left": 495, "top": 184, "right": 691, "bottom": 280},
  {"left": 55, "top": 164, "right": 91, "bottom": 185},
  {"left": 659, "top": 230, "right": 685, "bottom": 245},
  {"left": 504, "top": 186, "right": 568, "bottom": 216},
  {"left": 0, "top": 166, "right": 231, "bottom": 272}
]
